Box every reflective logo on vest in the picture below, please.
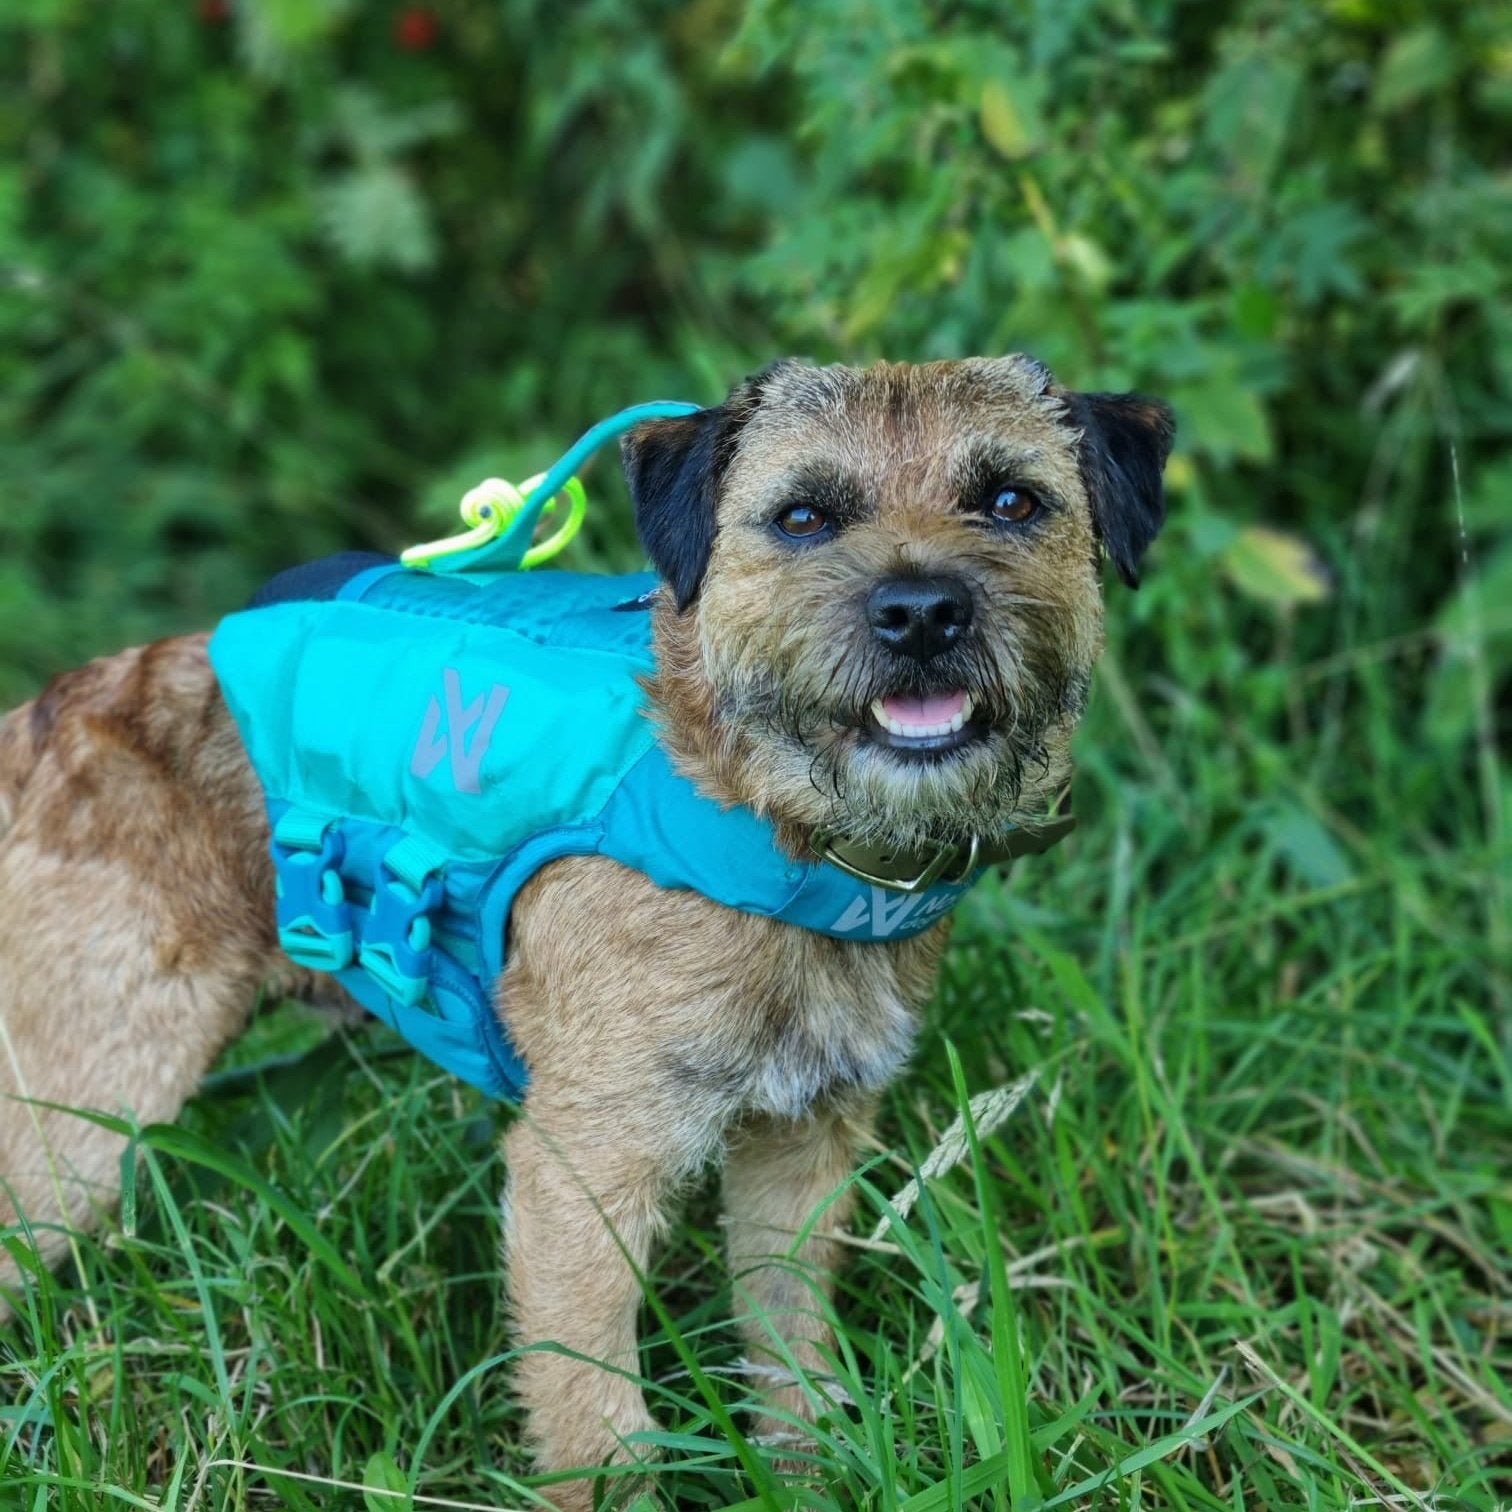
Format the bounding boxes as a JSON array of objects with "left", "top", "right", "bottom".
[
  {"left": 410, "top": 668, "right": 510, "bottom": 794},
  {"left": 830, "top": 885, "right": 960, "bottom": 938}
]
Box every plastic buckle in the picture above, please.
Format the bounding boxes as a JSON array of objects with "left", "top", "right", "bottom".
[
  {"left": 272, "top": 825, "right": 354, "bottom": 972},
  {"left": 359, "top": 863, "right": 445, "bottom": 1007},
  {"left": 811, "top": 830, "right": 976, "bottom": 895}
]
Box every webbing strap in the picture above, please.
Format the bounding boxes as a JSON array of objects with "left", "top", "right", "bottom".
[
  {"left": 383, "top": 834, "right": 451, "bottom": 892},
  {"left": 274, "top": 808, "right": 336, "bottom": 852}
]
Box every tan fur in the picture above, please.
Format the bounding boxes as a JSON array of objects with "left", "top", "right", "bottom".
[
  {"left": 0, "top": 639, "right": 291, "bottom": 1275},
  {"left": 0, "top": 357, "right": 1169, "bottom": 1509}
]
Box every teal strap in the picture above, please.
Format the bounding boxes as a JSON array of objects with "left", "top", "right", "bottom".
[
  {"left": 384, "top": 833, "right": 451, "bottom": 892},
  {"left": 430, "top": 400, "right": 702, "bottom": 574},
  {"left": 273, "top": 808, "right": 336, "bottom": 852}
]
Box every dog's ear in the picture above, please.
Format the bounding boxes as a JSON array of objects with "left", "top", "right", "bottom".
[
  {"left": 621, "top": 371, "right": 776, "bottom": 610},
  {"left": 620, "top": 407, "right": 737, "bottom": 611},
  {"left": 1068, "top": 392, "right": 1176, "bottom": 588}
]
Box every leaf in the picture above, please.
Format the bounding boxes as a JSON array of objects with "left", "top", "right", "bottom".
[
  {"left": 1263, "top": 805, "right": 1354, "bottom": 888},
  {"left": 1221, "top": 527, "right": 1331, "bottom": 609},
  {"left": 319, "top": 166, "right": 437, "bottom": 273},
  {"left": 119, "top": 1138, "right": 138, "bottom": 1238},
  {"left": 1187, "top": 507, "right": 1240, "bottom": 557},
  {"left": 1233, "top": 282, "right": 1281, "bottom": 340},
  {"left": 1202, "top": 50, "right": 1302, "bottom": 189},
  {"left": 980, "top": 80, "right": 1035, "bottom": 160},
  {"left": 1170, "top": 379, "right": 1273, "bottom": 464},
  {"left": 1266, "top": 203, "right": 1368, "bottom": 304},
  {"left": 1059, "top": 232, "right": 1113, "bottom": 292},
  {"left": 260, "top": 0, "right": 351, "bottom": 49},
  {"left": 722, "top": 135, "right": 802, "bottom": 214},
  {"left": 1433, "top": 537, "right": 1512, "bottom": 650},
  {"left": 1424, "top": 538, "right": 1512, "bottom": 749},
  {"left": 331, "top": 88, "right": 464, "bottom": 160},
  {"left": 237, "top": 0, "right": 355, "bottom": 75},
  {"left": 1373, "top": 26, "right": 1456, "bottom": 113},
  {"left": 1163, "top": 453, "right": 1198, "bottom": 495},
  {"left": 362, "top": 1451, "right": 409, "bottom": 1511},
  {"left": 1457, "top": 455, "right": 1512, "bottom": 535}
]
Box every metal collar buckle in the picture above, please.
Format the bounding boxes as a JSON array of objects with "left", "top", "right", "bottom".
[{"left": 812, "top": 830, "right": 981, "bottom": 895}]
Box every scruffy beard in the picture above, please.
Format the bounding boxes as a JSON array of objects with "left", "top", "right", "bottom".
[
  {"left": 649, "top": 607, "right": 1088, "bottom": 856},
  {"left": 725, "top": 665, "right": 1084, "bottom": 852}
]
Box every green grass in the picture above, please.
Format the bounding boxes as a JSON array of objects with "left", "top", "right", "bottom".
[{"left": 2, "top": 520, "right": 1508, "bottom": 1509}]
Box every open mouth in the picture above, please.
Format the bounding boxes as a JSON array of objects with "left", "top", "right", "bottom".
[{"left": 866, "top": 689, "right": 985, "bottom": 754}]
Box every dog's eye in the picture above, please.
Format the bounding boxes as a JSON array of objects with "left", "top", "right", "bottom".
[
  {"left": 773, "top": 504, "right": 830, "bottom": 540},
  {"left": 986, "top": 486, "right": 1041, "bottom": 524}
]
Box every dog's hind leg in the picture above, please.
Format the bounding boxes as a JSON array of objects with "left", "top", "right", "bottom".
[
  {"left": 0, "top": 639, "right": 281, "bottom": 1307},
  {"left": 721, "top": 1102, "right": 872, "bottom": 1450},
  {"left": 0, "top": 917, "right": 263, "bottom": 1290}
]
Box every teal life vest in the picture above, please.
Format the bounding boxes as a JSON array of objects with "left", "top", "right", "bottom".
[{"left": 210, "top": 558, "right": 985, "bottom": 1101}]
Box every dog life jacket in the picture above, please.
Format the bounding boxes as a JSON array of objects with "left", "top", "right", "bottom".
[{"left": 209, "top": 557, "right": 986, "bottom": 1101}]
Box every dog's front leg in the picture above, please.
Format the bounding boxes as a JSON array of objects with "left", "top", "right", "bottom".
[
  {"left": 503, "top": 1081, "right": 712, "bottom": 1508},
  {"left": 722, "top": 1102, "right": 870, "bottom": 1449}
]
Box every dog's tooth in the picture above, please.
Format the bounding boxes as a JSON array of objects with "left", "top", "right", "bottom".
[{"left": 873, "top": 703, "right": 981, "bottom": 741}]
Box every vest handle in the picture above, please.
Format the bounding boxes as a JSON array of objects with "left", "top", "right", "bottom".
[{"left": 408, "top": 400, "right": 702, "bottom": 575}]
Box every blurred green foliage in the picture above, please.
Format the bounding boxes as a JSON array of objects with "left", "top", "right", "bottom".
[{"left": 0, "top": 0, "right": 1508, "bottom": 799}]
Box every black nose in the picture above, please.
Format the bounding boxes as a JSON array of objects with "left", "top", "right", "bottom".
[{"left": 866, "top": 575, "right": 974, "bottom": 662}]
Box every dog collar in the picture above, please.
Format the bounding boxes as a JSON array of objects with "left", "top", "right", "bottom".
[{"left": 810, "top": 810, "right": 1077, "bottom": 895}]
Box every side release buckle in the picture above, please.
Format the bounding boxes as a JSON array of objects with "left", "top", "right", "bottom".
[
  {"left": 359, "top": 847, "right": 446, "bottom": 1007},
  {"left": 271, "top": 815, "right": 355, "bottom": 972}
]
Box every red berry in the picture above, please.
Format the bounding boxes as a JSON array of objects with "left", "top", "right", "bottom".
[
  {"left": 198, "top": 0, "right": 231, "bottom": 22},
  {"left": 394, "top": 8, "right": 438, "bottom": 50}
]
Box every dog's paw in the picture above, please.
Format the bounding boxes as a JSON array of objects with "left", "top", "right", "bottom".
[
  {"left": 535, "top": 1404, "right": 661, "bottom": 1512},
  {"left": 546, "top": 1464, "right": 659, "bottom": 1512}
]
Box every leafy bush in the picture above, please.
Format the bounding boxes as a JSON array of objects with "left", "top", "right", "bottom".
[{"left": 2, "top": 1, "right": 1507, "bottom": 690}]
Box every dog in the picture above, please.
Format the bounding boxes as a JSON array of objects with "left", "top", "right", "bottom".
[{"left": 0, "top": 355, "right": 1174, "bottom": 1507}]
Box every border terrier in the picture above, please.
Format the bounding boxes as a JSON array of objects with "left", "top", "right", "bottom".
[{"left": 0, "top": 356, "right": 1174, "bottom": 1506}]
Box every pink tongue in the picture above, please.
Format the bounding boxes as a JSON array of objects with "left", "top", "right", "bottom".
[{"left": 880, "top": 689, "right": 968, "bottom": 726}]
